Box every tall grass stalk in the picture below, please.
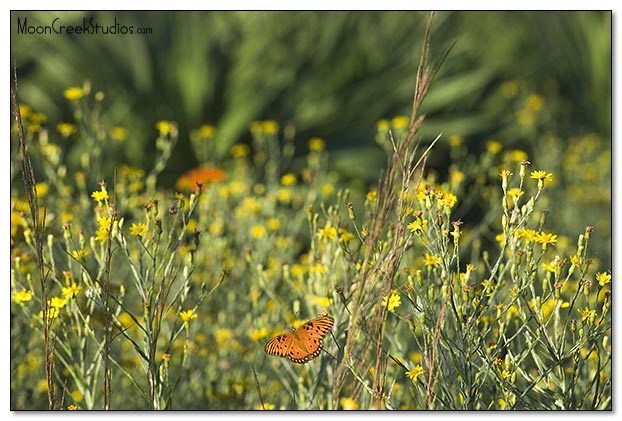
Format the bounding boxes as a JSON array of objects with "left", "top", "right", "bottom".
[
  {"left": 331, "top": 12, "right": 448, "bottom": 409},
  {"left": 12, "top": 65, "right": 57, "bottom": 409}
]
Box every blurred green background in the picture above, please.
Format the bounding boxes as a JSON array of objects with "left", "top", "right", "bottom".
[{"left": 10, "top": 10, "right": 611, "bottom": 266}]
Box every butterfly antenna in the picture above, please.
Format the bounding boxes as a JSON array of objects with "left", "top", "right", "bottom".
[{"left": 250, "top": 364, "right": 267, "bottom": 410}]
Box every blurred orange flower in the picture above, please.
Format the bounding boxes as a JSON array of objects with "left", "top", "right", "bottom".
[{"left": 175, "top": 165, "right": 226, "bottom": 192}]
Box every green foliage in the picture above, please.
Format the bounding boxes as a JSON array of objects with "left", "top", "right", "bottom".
[
  {"left": 10, "top": 11, "right": 610, "bottom": 410},
  {"left": 12, "top": 11, "right": 611, "bottom": 266},
  {"left": 12, "top": 12, "right": 610, "bottom": 157}
]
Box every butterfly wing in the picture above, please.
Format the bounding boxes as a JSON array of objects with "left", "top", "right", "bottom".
[
  {"left": 288, "top": 316, "right": 335, "bottom": 364},
  {"left": 264, "top": 315, "right": 335, "bottom": 364},
  {"left": 264, "top": 332, "right": 294, "bottom": 358}
]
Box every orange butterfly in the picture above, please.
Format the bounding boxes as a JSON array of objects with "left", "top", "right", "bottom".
[{"left": 264, "top": 315, "right": 334, "bottom": 364}]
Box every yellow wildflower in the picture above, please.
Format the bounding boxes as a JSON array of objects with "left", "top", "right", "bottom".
[
  {"left": 596, "top": 272, "right": 611, "bottom": 287},
  {"left": 62, "top": 283, "right": 82, "bottom": 299},
  {"left": 260, "top": 120, "right": 279, "bottom": 135},
  {"left": 63, "top": 87, "right": 84, "bottom": 100},
  {"left": 180, "top": 309, "right": 198, "bottom": 322},
  {"left": 110, "top": 126, "right": 128, "bottom": 141},
  {"left": 449, "top": 135, "right": 464, "bottom": 147},
  {"left": 339, "top": 231, "right": 355, "bottom": 243},
  {"left": 486, "top": 140, "right": 503, "bottom": 154},
  {"left": 391, "top": 115, "right": 409, "bottom": 129},
  {"left": 35, "top": 183, "right": 48, "bottom": 197},
  {"left": 50, "top": 297, "right": 67, "bottom": 309},
  {"left": 251, "top": 225, "right": 267, "bottom": 239},
  {"left": 198, "top": 124, "right": 216, "bottom": 138},
  {"left": 308, "top": 137, "right": 326, "bottom": 152},
  {"left": 266, "top": 217, "right": 280, "bottom": 231},
  {"left": 424, "top": 253, "right": 441, "bottom": 267},
  {"left": 280, "top": 173, "right": 297, "bottom": 186},
  {"left": 91, "top": 189, "right": 109, "bottom": 203},
  {"left": 215, "top": 328, "right": 231, "bottom": 343},
  {"left": 534, "top": 231, "right": 557, "bottom": 247},
  {"left": 13, "top": 290, "right": 33, "bottom": 303},
  {"left": 530, "top": 170, "right": 553, "bottom": 183},
  {"left": 309, "top": 263, "right": 327, "bottom": 274},
  {"left": 321, "top": 183, "right": 335, "bottom": 197},
  {"left": 406, "top": 365, "right": 424, "bottom": 382},
  {"left": 376, "top": 119, "right": 390, "bottom": 132},
  {"left": 39, "top": 307, "right": 60, "bottom": 319},
  {"left": 248, "top": 327, "right": 269, "bottom": 341},
  {"left": 156, "top": 120, "right": 172, "bottom": 135},
  {"left": 505, "top": 149, "right": 529, "bottom": 162},
  {"left": 276, "top": 188, "right": 293, "bottom": 203},
  {"left": 382, "top": 290, "right": 401, "bottom": 312},
  {"left": 578, "top": 307, "right": 596, "bottom": 322},
  {"left": 340, "top": 397, "right": 359, "bottom": 410},
  {"left": 19, "top": 104, "right": 32, "bottom": 118},
  {"left": 316, "top": 225, "right": 337, "bottom": 240},
  {"left": 130, "top": 223, "right": 148, "bottom": 237},
  {"left": 71, "top": 249, "right": 90, "bottom": 259},
  {"left": 231, "top": 143, "right": 250, "bottom": 158},
  {"left": 450, "top": 170, "right": 465, "bottom": 184},
  {"left": 95, "top": 226, "right": 109, "bottom": 242},
  {"left": 498, "top": 169, "right": 513, "bottom": 178},
  {"left": 438, "top": 191, "right": 457, "bottom": 209},
  {"left": 541, "top": 261, "right": 557, "bottom": 273},
  {"left": 525, "top": 94, "right": 544, "bottom": 111},
  {"left": 57, "top": 123, "right": 78, "bottom": 137}
]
